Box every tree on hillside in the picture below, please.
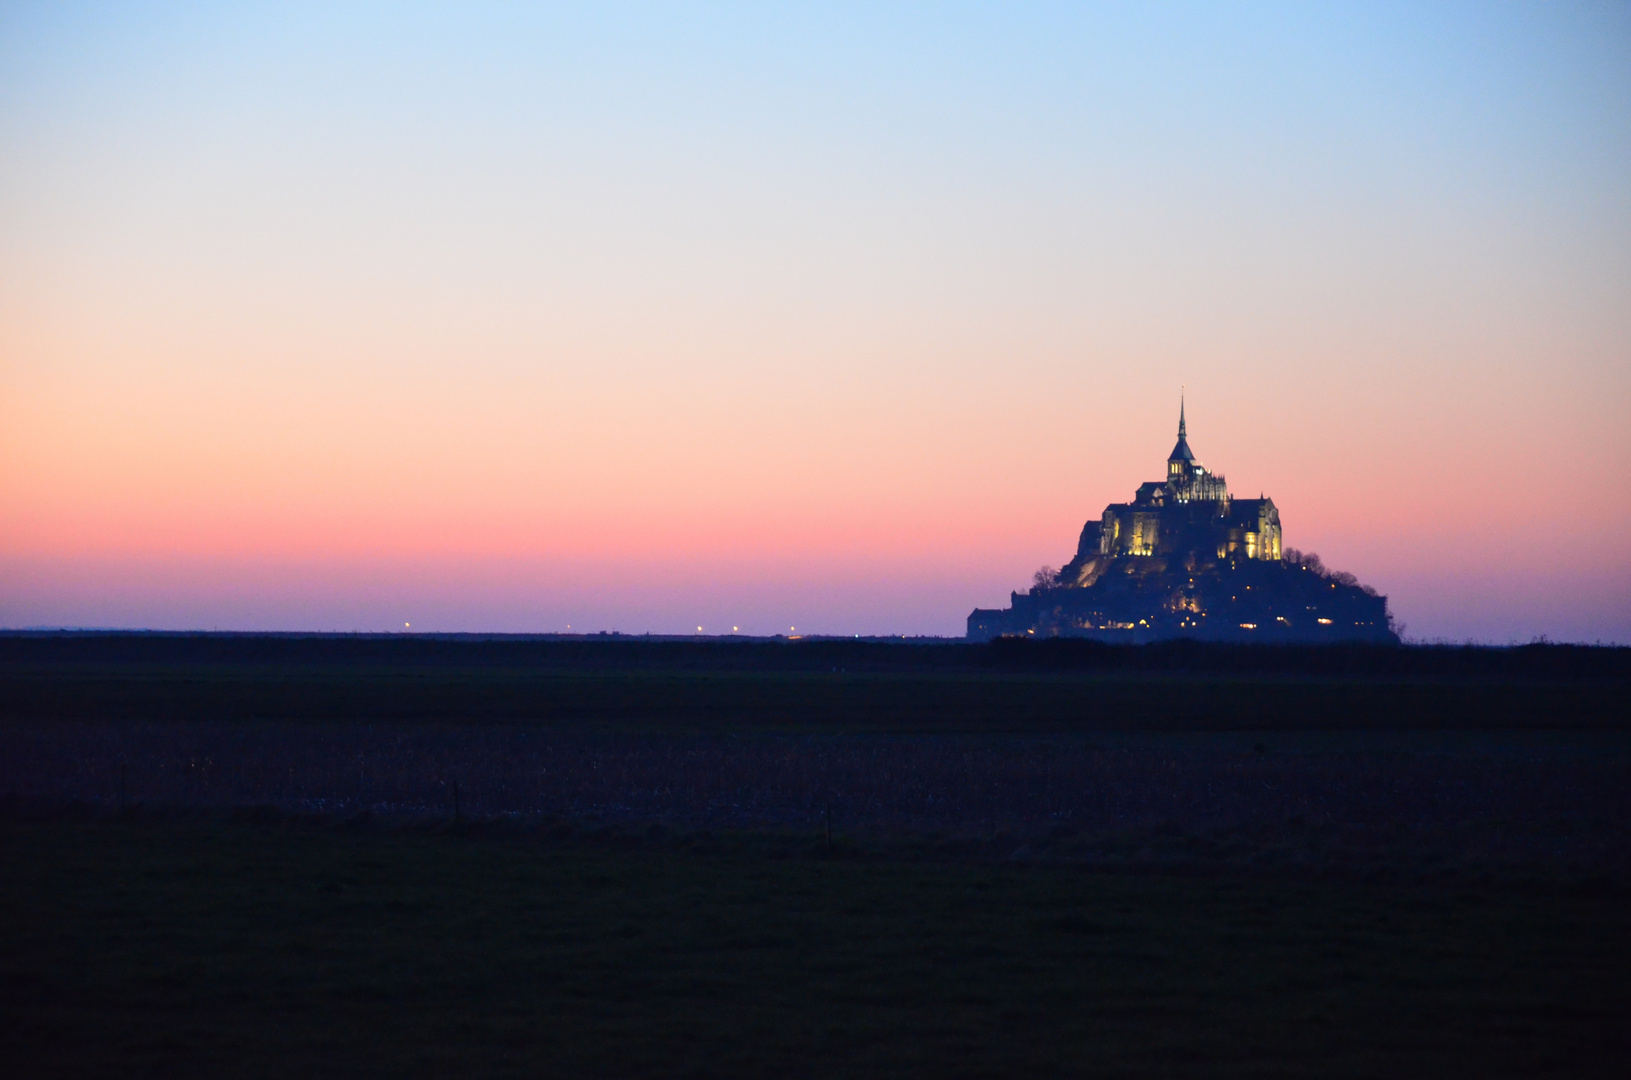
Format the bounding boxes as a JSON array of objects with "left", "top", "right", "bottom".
[{"left": 1284, "top": 548, "right": 1376, "bottom": 596}]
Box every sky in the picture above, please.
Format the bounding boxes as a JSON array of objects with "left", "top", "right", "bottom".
[{"left": 2, "top": 2, "right": 1628, "bottom": 641}]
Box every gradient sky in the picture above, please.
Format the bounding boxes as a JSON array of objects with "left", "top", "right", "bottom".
[{"left": 3, "top": 2, "right": 1628, "bottom": 641}]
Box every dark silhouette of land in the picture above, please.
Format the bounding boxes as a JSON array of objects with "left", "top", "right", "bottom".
[{"left": 2, "top": 632, "right": 1627, "bottom": 1076}]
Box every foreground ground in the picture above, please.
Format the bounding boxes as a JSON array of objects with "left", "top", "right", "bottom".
[
  {"left": 2, "top": 635, "right": 1626, "bottom": 1075},
  {"left": 3, "top": 815, "right": 1627, "bottom": 1079}
]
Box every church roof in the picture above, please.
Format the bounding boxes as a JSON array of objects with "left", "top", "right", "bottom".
[
  {"left": 1167, "top": 397, "right": 1195, "bottom": 462},
  {"left": 1222, "top": 497, "right": 1276, "bottom": 526}
]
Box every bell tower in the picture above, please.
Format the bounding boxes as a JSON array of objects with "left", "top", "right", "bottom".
[{"left": 1167, "top": 394, "right": 1195, "bottom": 481}]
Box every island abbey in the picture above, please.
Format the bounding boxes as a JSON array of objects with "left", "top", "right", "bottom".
[{"left": 968, "top": 402, "right": 1396, "bottom": 642}]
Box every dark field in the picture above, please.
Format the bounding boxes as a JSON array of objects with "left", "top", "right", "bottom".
[
  {"left": 4, "top": 817, "right": 1628, "bottom": 1079},
  {"left": 2, "top": 634, "right": 1628, "bottom": 1075},
  {"left": 4, "top": 631, "right": 1626, "bottom": 734},
  {"left": 5, "top": 723, "right": 1629, "bottom": 881}
]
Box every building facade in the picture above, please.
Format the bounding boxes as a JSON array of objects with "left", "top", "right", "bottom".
[{"left": 1094, "top": 400, "right": 1280, "bottom": 565}]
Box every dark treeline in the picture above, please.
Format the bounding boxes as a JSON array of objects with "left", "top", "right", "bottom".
[{"left": 3, "top": 630, "right": 1627, "bottom": 680}]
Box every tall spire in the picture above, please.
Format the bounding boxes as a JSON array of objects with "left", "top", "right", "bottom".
[{"left": 1168, "top": 389, "right": 1196, "bottom": 465}]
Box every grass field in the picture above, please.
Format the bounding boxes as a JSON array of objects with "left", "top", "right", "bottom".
[
  {"left": 4, "top": 664, "right": 1627, "bottom": 733},
  {"left": 3, "top": 815, "right": 1627, "bottom": 1079},
  {"left": 3, "top": 634, "right": 1627, "bottom": 735},
  {"left": 2, "top": 635, "right": 1626, "bottom": 1076}
]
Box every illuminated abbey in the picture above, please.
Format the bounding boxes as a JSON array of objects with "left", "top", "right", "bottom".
[{"left": 968, "top": 402, "right": 1395, "bottom": 642}]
